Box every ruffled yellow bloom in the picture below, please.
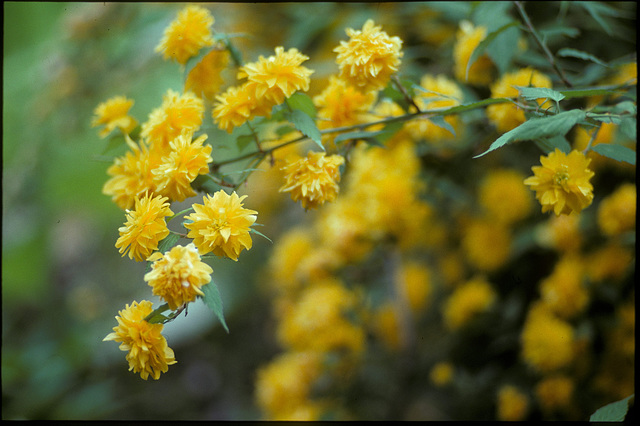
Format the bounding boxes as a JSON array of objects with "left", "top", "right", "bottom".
[
  {"left": 535, "top": 375, "right": 574, "bottom": 415},
  {"left": 212, "top": 82, "right": 273, "bottom": 133},
  {"left": 103, "top": 136, "right": 162, "bottom": 210},
  {"left": 453, "top": 21, "right": 495, "bottom": 86},
  {"left": 521, "top": 302, "right": 575, "bottom": 373},
  {"left": 430, "top": 362, "right": 454, "bottom": 387},
  {"left": 152, "top": 130, "right": 212, "bottom": 202},
  {"left": 91, "top": 95, "right": 137, "bottom": 138},
  {"left": 462, "top": 218, "right": 512, "bottom": 272},
  {"left": 184, "top": 190, "right": 258, "bottom": 261},
  {"left": 185, "top": 48, "right": 230, "bottom": 101},
  {"left": 479, "top": 169, "right": 533, "bottom": 225},
  {"left": 115, "top": 192, "right": 174, "bottom": 262},
  {"left": 539, "top": 255, "right": 589, "bottom": 319},
  {"left": 238, "top": 46, "right": 314, "bottom": 105},
  {"left": 103, "top": 300, "right": 177, "bottom": 380},
  {"left": 255, "top": 351, "right": 323, "bottom": 420},
  {"left": 524, "top": 149, "right": 595, "bottom": 216},
  {"left": 443, "top": 276, "right": 496, "bottom": 330},
  {"left": 334, "top": 19, "right": 403, "bottom": 91},
  {"left": 597, "top": 183, "right": 636, "bottom": 236},
  {"left": 487, "top": 68, "right": 552, "bottom": 133},
  {"left": 155, "top": 5, "right": 214, "bottom": 65},
  {"left": 141, "top": 89, "right": 204, "bottom": 154},
  {"left": 497, "top": 385, "right": 529, "bottom": 421},
  {"left": 279, "top": 151, "right": 345, "bottom": 210},
  {"left": 406, "top": 74, "right": 464, "bottom": 146},
  {"left": 145, "top": 243, "right": 213, "bottom": 310}
]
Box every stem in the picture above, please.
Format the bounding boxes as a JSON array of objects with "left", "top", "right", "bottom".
[
  {"left": 582, "top": 122, "right": 602, "bottom": 154},
  {"left": 167, "top": 207, "right": 194, "bottom": 222},
  {"left": 246, "top": 121, "right": 263, "bottom": 152},
  {"left": 392, "top": 75, "right": 422, "bottom": 112},
  {"left": 514, "top": 1, "right": 573, "bottom": 88}
]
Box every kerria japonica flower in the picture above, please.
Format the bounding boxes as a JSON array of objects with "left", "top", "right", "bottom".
[
  {"left": 145, "top": 243, "right": 213, "bottom": 311},
  {"left": 524, "top": 148, "right": 595, "bottom": 216},
  {"left": 103, "top": 300, "right": 177, "bottom": 380},
  {"left": 334, "top": 19, "right": 403, "bottom": 92},
  {"left": 155, "top": 5, "right": 214, "bottom": 65},
  {"left": 184, "top": 190, "right": 258, "bottom": 261},
  {"left": 91, "top": 95, "right": 137, "bottom": 138}
]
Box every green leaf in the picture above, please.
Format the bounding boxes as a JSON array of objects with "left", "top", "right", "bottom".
[
  {"left": 474, "top": 109, "right": 587, "bottom": 158},
  {"left": 577, "top": 1, "right": 624, "bottom": 36},
  {"left": 560, "top": 85, "right": 629, "bottom": 99},
  {"left": 285, "top": 92, "right": 317, "bottom": 119},
  {"left": 284, "top": 110, "right": 324, "bottom": 151},
  {"left": 433, "top": 97, "right": 512, "bottom": 115},
  {"left": 590, "top": 394, "right": 634, "bottom": 422},
  {"left": 516, "top": 86, "right": 566, "bottom": 104},
  {"left": 157, "top": 232, "right": 181, "bottom": 254},
  {"left": 465, "top": 21, "right": 519, "bottom": 80},
  {"left": 592, "top": 143, "right": 636, "bottom": 165},
  {"left": 249, "top": 227, "right": 272, "bottom": 243},
  {"left": 534, "top": 134, "right": 572, "bottom": 154},
  {"left": 201, "top": 282, "right": 229, "bottom": 333},
  {"left": 619, "top": 117, "right": 637, "bottom": 141},
  {"left": 427, "top": 116, "right": 456, "bottom": 137},
  {"left": 334, "top": 130, "right": 385, "bottom": 145},
  {"left": 184, "top": 46, "right": 214, "bottom": 78},
  {"left": 236, "top": 134, "right": 256, "bottom": 151},
  {"left": 101, "top": 133, "right": 127, "bottom": 155},
  {"left": 557, "top": 48, "right": 610, "bottom": 68}
]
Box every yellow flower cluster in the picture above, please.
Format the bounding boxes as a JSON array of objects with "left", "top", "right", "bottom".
[
  {"left": 279, "top": 151, "right": 345, "bottom": 210},
  {"left": 334, "top": 19, "right": 403, "bottom": 91},
  {"left": 478, "top": 169, "right": 532, "bottom": 225},
  {"left": 539, "top": 255, "right": 589, "bottom": 319},
  {"left": 535, "top": 375, "right": 575, "bottom": 415},
  {"left": 155, "top": 5, "right": 214, "bottom": 65},
  {"left": 91, "top": 95, "right": 137, "bottom": 138},
  {"left": 462, "top": 217, "right": 512, "bottom": 272},
  {"left": 597, "top": 183, "right": 636, "bottom": 236},
  {"left": 524, "top": 149, "right": 595, "bottom": 216},
  {"left": 185, "top": 48, "right": 230, "bottom": 101},
  {"left": 453, "top": 21, "right": 495, "bottom": 86},
  {"left": 496, "top": 385, "right": 530, "bottom": 421},
  {"left": 103, "top": 300, "right": 177, "bottom": 380},
  {"left": 443, "top": 276, "right": 496, "bottom": 330}
]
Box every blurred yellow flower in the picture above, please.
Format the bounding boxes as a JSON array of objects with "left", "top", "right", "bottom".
[
  {"left": 141, "top": 89, "right": 204, "bottom": 154},
  {"left": 185, "top": 48, "right": 230, "bottom": 101},
  {"left": 238, "top": 46, "right": 314, "bottom": 105},
  {"left": 453, "top": 21, "right": 495, "bottom": 86},
  {"left": 145, "top": 243, "right": 213, "bottom": 310},
  {"left": 396, "top": 261, "right": 432, "bottom": 315},
  {"left": 212, "top": 82, "right": 273, "bottom": 133},
  {"left": 102, "top": 136, "right": 161, "bottom": 210},
  {"left": 443, "top": 276, "right": 496, "bottom": 330},
  {"left": 152, "top": 130, "right": 212, "bottom": 202},
  {"left": 524, "top": 149, "right": 595, "bottom": 216},
  {"left": 267, "top": 227, "right": 315, "bottom": 294},
  {"left": 462, "top": 218, "right": 512, "bottom": 272},
  {"left": 184, "top": 190, "right": 258, "bottom": 261},
  {"left": 430, "top": 362, "right": 454, "bottom": 387},
  {"left": 497, "top": 385, "right": 529, "bottom": 421},
  {"left": 536, "top": 213, "right": 583, "bottom": 252},
  {"left": 155, "top": 5, "right": 214, "bottom": 65},
  {"left": 539, "top": 255, "right": 589, "bottom": 319},
  {"left": 586, "top": 242, "right": 634, "bottom": 283},
  {"left": 103, "top": 300, "right": 177, "bottom": 380},
  {"left": 597, "top": 183, "right": 636, "bottom": 236},
  {"left": 334, "top": 19, "right": 403, "bottom": 92},
  {"left": 535, "top": 375, "right": 574, "bottom": 415},
  {"left": 279, "top": 151, "right": 345, "bottom": 210},
  {"left": 479, "top": 169, "right": 532, "bottom": 225},
  {"left": 255, "top": 351, "right": 323, "bottom": 420},
  {"left": 486, "top": 67, "right": 552, "bottom": 133},
  {"left": 115, "top": 192, "right": 173, "bottom": 262},
  {"left": 372, "top": 302, "right": 403, "bottom": 350},
  {"left": 91, "top": 95, "right": 137, "bottom": 138},
  {"left": 521, "top": 302, "right": 575, "bottom": 373}
]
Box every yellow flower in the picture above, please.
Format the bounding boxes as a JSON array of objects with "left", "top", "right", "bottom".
[
  {"left": 266, "top": 227, "right": 315, "bottom": 294},
  {"left": 536, "top": 213, "right": 583, "bottom": 252},
  {"left": 334, "top": 19, "right": 403, "bottom": 92},
  {"left": 406, "top": 74, "right": 464, "bottom": 146},
  {"left": 115, "top": 192, "right": 174, "bottom": 262},
  {"left": 255, "top": 351, "right": 323, "bottom": 420},
  {"left": 479, "top": 169, "right": 532, "bottom": 225},
  {"left": 152, "top": 130, "right": 212, "bottom": 202},
  {"left": 586, "top": 242, "right": 634, "bottom": 283},
  {"left": 185, "top": 48, "right": 230, "bottom": 101},
  {"left": 372, "top": 303, "right": 403, "bottom": 350},
  {"left": 102, "top": 136, "right": 161, "bottom": 210},
  {"left": 453, "top": 21, "right": 495, "bottom": 86},
  {"left": 539, "top": 255, "right": 589, "bottom": 319},
  {"left": 279, "top": 151, "right": 345, "bottom": 210},
  {"left": 521, "top": 302, "right": 575, "bottom": 373},
  {"left": 535, "top": 375, "right": 574, "bottom": 415},
  {"left": 184, "top": 190, "right": 258, "bottom": 261},
  {"left": 597, "top": 183, "right": 636, "bottom": 236},
  {"left": 487, "top": 68, "right": 552, "bottom": 133},
  {"left": 430, "top": 362, "right": 455, "bottom": 387},
  {"left": 497, "top": 385, "right": 529, "bottom": 421},
  {"left": 462, "top": 218, "right": 512, "bottom": 272},
  {"left": 141, "top": 89, "right": 204, "bottom": 154},
  {"left": 103, "top": 300, "right": 177, "bottom": 380},
  {"left": 145, "top": 243, "right": 212, "bottom": 310},
  {"left": 443, "top": 276, "right": 496, "bottom": 330},
  {"left": 212, "top": 82, "right": 273, "bottom": 133},
  {"left": 155, "top": 5, "right": 214, "bottom": 65},
  {"left": 91, "top": 95, "right": 137, "bottom": 138},
  {"left": 238, "top": 46, "right": 314, "bottom": 105},
  {"left": 396, "top": 261, "right": 432, "bottom": 315},
  {"left": 524, "top": 149, "right": 595, "bottom": 216}
]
